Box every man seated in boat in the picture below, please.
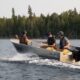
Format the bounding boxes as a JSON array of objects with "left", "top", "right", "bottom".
[
  {"left": 57, "top": 31, "right": 72, "bottom": 55},
  {"left": 57, "top": 31, "right": 71, "bottom": 50},
  {"left": 57, "top": 31, "right": 80, "bottom": 63},
  {"left": 57, "top": 31, "right": 73, "bottom": 62},
  {"left": 47, "top": 32, "right": 56, "bottom": 47},
  {"left": 41, "top": 32, "right": 56, "bottom": 50},
  {"left": 19, "top": 31, "right": 32, "bottom": 45}
]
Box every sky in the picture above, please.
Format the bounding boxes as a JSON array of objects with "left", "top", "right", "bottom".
[{"left": 0, "top": 0, "right": 80, "bottom": 18}]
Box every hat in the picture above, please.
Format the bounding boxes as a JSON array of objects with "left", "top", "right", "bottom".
[{"left": 57, "top": 31, "right": 64, "bottom": 36}]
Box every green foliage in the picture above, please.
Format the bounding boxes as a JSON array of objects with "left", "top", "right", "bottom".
[{"left": 0, "top": 7, "right": 80, "bottom": 38}]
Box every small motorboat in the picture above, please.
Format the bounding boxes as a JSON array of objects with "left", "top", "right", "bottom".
[{"left": 12, "top": 41, "right": 80, "bottom": 65}]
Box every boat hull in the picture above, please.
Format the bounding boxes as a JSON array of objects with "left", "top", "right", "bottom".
[
  {"left": 12, "top": 42, "right": 80, "bottom": 64},
  {"left": 13, "top": 42, "right": 60, "bottom": 60}
]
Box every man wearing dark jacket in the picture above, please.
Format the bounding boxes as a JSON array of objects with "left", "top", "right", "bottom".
[{"left": 47, "top": 32, "right": 56, "bottom": 48}]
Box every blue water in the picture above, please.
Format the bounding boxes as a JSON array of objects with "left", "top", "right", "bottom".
[{"left": 0, "top": 39, "right": 80, "bottom": 80}]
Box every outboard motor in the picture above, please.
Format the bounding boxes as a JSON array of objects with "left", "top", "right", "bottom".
[{"left": 69, "top": 46, "right": 80, "bottom": 62}]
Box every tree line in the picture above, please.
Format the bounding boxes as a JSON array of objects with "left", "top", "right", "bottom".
[{"left": 0, "top": 5, "right": 80, "bottom": 39}]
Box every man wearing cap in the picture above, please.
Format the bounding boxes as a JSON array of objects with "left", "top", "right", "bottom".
[{"left": 57, "top": 31, "right": 71, "bottom": 50}]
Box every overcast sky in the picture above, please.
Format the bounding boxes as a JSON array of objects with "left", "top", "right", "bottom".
[{"left": 0, "top": 0, "right": 80, "bottom": 18}]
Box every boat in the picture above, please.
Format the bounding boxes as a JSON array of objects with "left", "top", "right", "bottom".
[{"left": 12, "top": 41, "right": 80, "bottom": 64}]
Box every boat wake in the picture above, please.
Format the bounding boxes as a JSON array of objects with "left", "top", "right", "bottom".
[
  {"left": 9, "top": 52, "right": 39, "bottom": 61},
  {"left": 28, "top": 58, "right": 80, "bottom": 69},
  {"left": 1, "top": 52, "right": 79, "bottom": 70},
  {"left": 0, "top": 51, "right": 80, "bottom": 70}
]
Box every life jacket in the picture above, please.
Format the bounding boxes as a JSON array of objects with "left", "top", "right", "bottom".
[
  {"left": 60, "top": 37, "right": 69, "bottom": 49},
  {"left": 47, "top": 36, "right": 55, "bottom": 45}
]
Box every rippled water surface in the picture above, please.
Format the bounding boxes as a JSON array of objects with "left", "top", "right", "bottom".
[
  {"left": 0, "top": 61, "right": 80, "bottom": 80},
  {"left": 0, "top": 39, "right": 80, "bottom": 80}
]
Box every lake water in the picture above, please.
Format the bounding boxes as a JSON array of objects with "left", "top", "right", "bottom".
[{"left": 0, "top": 39, "right": 80, "bottom": 80}]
